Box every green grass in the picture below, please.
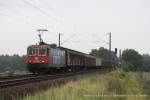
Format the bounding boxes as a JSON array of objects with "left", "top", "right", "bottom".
[{"left": 23, "top": 69, "right": 149, "bottom": 100}]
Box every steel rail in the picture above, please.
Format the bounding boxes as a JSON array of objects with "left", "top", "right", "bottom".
[{"left": 0, "top": 69, "right": 102, "bottom": 89}]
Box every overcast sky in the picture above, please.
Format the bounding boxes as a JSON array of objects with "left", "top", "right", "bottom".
[{"left": 0, "top": 0, "right": 150, "bottom": 55}]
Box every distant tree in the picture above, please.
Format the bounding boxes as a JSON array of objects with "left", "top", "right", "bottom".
[
  {"left": 90, "top": 47, "right": 109, "bottom": 59},
  {"left": 142, "top": 54, "right": 150, "bottom": 71},
  {"left": 90, "top": 47, "right": 118, "bottom": 65},
  {"left": 122, "top": 49, "right": 143, "bottom": 71}
]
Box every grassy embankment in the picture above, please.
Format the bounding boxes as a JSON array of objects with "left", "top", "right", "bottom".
[{"left": 24, "top": 69, "right": 150, "bottom": 100}]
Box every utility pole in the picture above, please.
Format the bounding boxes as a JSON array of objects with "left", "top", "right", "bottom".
[
  {"left": 107, "top": 32, "right": 112, "bottom": 65},
  {"left": 58, "top": 33, "right": 62, "bottom": 47}
]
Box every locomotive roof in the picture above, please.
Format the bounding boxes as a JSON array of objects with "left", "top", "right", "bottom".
[{"left": 27, "top": 44, "right": 50, "bottom": 48}]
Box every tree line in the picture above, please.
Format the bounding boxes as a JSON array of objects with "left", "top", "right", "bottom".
[
  {"left": 0, "top": 55, "right": 26, "bottom": 73},
  {"left": 121, "top": 49, "right": 150, "bottom": 71},
  {"left": 90, "top": 47, "right": 150, "bottom": 71}
]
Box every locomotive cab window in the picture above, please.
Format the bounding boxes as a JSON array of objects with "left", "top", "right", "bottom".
[
  {"left": 39, "top": 48, "right": 47, "bottom": 55},
  {"left": 28, "top": 48, "right": 35, "bottom": 55}
]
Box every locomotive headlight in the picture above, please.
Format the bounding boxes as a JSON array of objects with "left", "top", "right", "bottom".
[
  {"left": 41, "top": 60, "right": 45, "bottom": 63},
  {"left": 29, "top": 60, "right": 32, "bottom": 63}
]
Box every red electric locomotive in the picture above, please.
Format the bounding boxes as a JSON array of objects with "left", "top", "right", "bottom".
[{"left": 26, "top": 42, "right": 66, "bottom": 74}]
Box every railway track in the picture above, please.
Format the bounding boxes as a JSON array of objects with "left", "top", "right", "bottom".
[
  {"left": 0, "top": 74, "right": 33, "bottom": 80},
  {"left": 0, "top": 69, "right": 102, "bottom": 89}
]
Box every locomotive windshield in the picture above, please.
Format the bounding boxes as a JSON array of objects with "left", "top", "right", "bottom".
[
  {"left": 39, "top": 47, "right": 47, "bottom": 55},
  {"left": 27, "top": 48, "right": 35, "bottom": 55}
]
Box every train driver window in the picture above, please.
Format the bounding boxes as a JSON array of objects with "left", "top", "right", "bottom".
[
  {"left": 28, "top": 48, "right": 35, "bottom": 55},
  {"left": 39, "top": 48, "right": 47, "bottom": 55}
]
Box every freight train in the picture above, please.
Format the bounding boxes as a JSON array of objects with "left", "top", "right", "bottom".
[{"left": 25, "top": 35, "right": 114, "bottom": 74}]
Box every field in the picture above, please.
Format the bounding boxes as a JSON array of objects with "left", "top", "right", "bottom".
[{"left": 24, "top": 69, "right": 150, "bottom": 100}]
